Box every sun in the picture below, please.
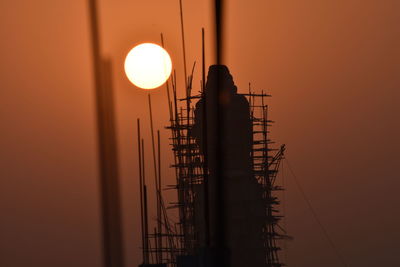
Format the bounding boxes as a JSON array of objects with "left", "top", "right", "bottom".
[{"left": 124, "top": 43, "right": 172, "bottom": 89}]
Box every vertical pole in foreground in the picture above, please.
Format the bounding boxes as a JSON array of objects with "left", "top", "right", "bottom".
[
  {"left": 214, "top": 0, "right": 227, "bottom": 266},
  {"left": 87, "top": 0, "right": 124, "bottom": 267}
]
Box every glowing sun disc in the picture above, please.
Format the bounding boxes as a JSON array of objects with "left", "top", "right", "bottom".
[{"left": 124, "top": 43, "right": 172, "bottom": 89}]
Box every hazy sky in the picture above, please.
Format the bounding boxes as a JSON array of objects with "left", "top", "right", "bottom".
[{"left": 1, "top": 0, "right": 399, "bottom": 267}]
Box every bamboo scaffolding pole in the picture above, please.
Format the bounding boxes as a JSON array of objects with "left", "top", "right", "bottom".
[
  {"left": 157, "top": 130, "right": 162, "bottom": 263},
  {"left": 160, "top": 33, "right": 174, "bottom": 122},
  {"left": 142, "top": 139, "right": 149, "bottom": 264},
  {"left": 147, "top": 94, "right": 161, "bottom": 263},
  {"left": 137, "top": 119, "right": 145, "bottom": 263},
  {"left": 179, "top": 0, "right": 188, "bottom": 90}
]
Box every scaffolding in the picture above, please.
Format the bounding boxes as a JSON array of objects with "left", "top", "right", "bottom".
[
  {"left": 142, "top": 86, "right": 287, "bottom": 267},
  {"left": 134, "top": 50, "right": 287, "bottom": 267}
]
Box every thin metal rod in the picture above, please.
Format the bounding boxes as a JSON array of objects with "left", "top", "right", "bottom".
[
  {"left": 148, "top": 94, "right": 160, "bottom": 261},
  {"left": 137, "top": 119, "right": 145, "bottom": 263},
  {"left": 143, "top": 184, "right": 150, "bottom": 264},
  {"left": 154, "top": 225, "right": 158, "bottom": 263},
  {"left": 148, "top": 94, "right": 158, "bottom": 189},
  {"left": 160, "top": 33, "right": 174, "bottom": 122},
  {"left": 147, "top": 94, "right": 160, "bottom": 262},
  {"left": 157, "top": 130, "right": 162, "bottom": 263},
  {"left": 142, "top": 139, "right": 149, "bottom": 264},
  {"left": 179, "top": 0, "right": 188, "bottom": 90}
]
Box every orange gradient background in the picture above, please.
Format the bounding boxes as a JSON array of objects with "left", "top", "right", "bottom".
[{"left": 0, "top": 1, "right": 399, "bottom": 267}]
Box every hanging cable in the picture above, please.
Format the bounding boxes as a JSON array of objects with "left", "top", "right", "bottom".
[{"left": 285, "top": 158, "right": 348, "bottom": 267}]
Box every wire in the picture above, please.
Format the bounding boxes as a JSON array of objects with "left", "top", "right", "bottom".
[{"left": 285, "top": 158, "right": 348, "bottom": 267}]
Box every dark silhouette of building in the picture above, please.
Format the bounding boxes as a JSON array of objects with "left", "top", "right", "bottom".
[
  {"left": 191, "top": 65, "right": 252, "bottom": 173},
  {"left": 191, "top": 65, "right": 266, "bottom": 267},
  {"left": 137, "top": 64, "right": 286, "bottom": 267}
]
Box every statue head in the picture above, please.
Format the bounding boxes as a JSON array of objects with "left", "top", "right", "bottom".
[{"left": 205, "top": 65, "right": 237, "bottom": 95}]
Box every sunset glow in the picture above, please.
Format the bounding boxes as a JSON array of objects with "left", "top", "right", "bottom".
[{"left": 124, "top": 43, "right": 172, "bottom": 89}]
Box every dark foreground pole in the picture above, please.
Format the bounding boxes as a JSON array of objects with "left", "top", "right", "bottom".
[
  {"left": 214, "top": 0, "right": 228, "bottom": 266},
  {"left": 88, "top": 1, "right": 124, "bottom": 266}
]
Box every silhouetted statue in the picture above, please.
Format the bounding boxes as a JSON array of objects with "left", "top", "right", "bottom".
[
  {"left": 191, "top": 65, "right": 252, "bottom": 174},
  {"left": 191, "top": 65, "right": 266, "bottom": 267}
]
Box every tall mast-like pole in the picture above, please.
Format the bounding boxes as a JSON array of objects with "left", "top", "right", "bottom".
[
  {"left": 179, "top": 0, "right": 188, "bottom": 90},
  {"left": 147, "top": 94, "right": 161, "bottom": 263},
  {"left": 214, "top": 0, "right": 227, "bottom": 266},
  {"left": 160, "top": 33, "right": 174, "bottom": 122},
  {"left": 142, "top": 139, "right": 149, "bottom": 264},
  {"left": 87, "top": 1, "right": 124, "bottom": 266},
  {"left": 157, "top": 130, "right": 162, "bottom": 263}
]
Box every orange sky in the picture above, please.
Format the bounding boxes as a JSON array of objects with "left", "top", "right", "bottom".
[{"left": 1, "top": 0, "right": 399, "bottom": 267}]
